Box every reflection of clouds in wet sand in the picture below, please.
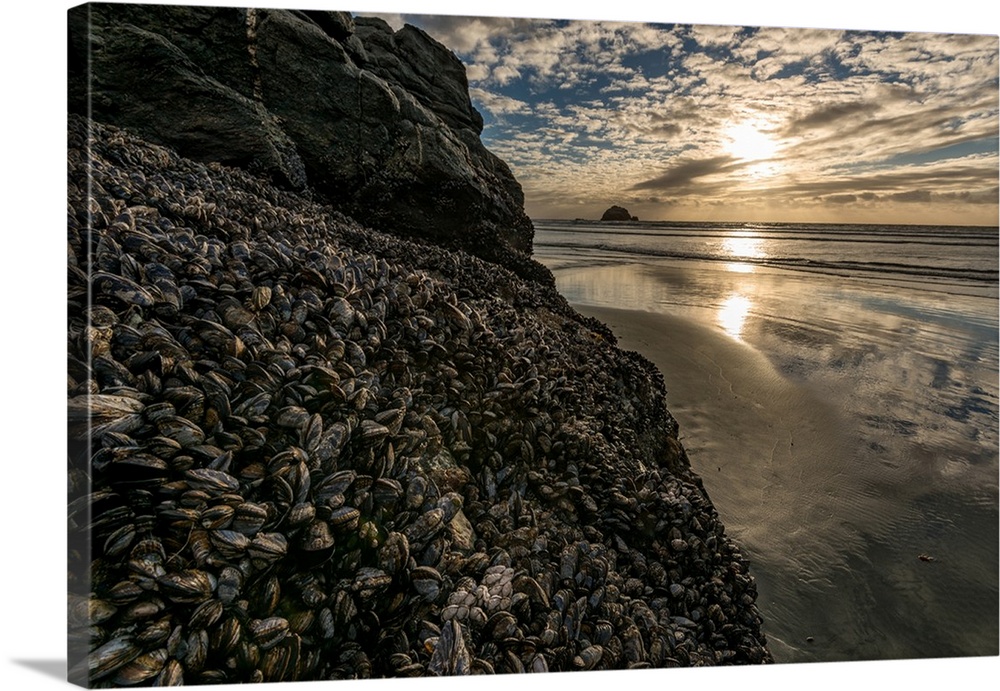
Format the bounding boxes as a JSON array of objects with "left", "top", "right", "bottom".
[
  {"left": 553, "top": 257, "right": 998, "bottom": 662},
  {"left": 760, "top": 318, "right": 838, "bottom": 350},
  {"left": 575, "top": 303, "right": 871, "bottom": 660}
]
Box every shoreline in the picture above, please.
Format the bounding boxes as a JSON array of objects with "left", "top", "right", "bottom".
[
  {"left": 572, "top": 304, "right": 858, "bottom": 661},
  {"left": 556, "top": 253, "right": 998, "bottom": 663}
]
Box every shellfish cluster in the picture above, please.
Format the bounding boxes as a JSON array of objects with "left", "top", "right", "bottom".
[{"left": 67, "top": 115, "right": 770, "bottom": 686}]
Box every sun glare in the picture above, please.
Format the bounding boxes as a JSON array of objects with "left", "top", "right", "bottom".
[
  {"left": 722, "top": 119, "right": 781, "bottom": 178},
  {"left": 723, "top": 233, "right": 765, "bottom": 260},
  {"left": 723, "top": 121, "right": 778, "bottom": 161}
]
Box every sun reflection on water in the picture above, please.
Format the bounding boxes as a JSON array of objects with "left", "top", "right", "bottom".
[
  {"left": 723, "top": 232, "right": 765, "bottom": 260},
  {"left": 718, "top": 294, "right": 752, "bottom": 340}
]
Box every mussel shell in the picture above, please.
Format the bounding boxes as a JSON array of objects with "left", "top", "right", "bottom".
[
  {"left": 156, "top": 569, "right": 215, "bottom": 604},
  {"left": 112, "top": 648, "right": 168, "bottom": 685},
  {"left": 87, "top": 636, "right": 142, "bottom": 681},
  {"left": 300, "top": 520, "right": 334, "bottom": 552},
  {"left": 250, "top": 617, "right": 290, "bottom": 650}
]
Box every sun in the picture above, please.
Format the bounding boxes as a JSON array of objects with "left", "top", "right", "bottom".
[
  {"left": 721, "top": 119, "right": 782, "bottom": 179},
  {"left": 723, "top": 120, "right": 779, "bottom": 162}
]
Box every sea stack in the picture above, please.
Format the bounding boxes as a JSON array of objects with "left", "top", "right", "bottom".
[{"left": 601, "top": 205, "right": 638, "bottom": 221}]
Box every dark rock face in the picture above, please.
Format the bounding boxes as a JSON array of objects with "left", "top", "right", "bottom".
[
  {"left": 68, "top": 3, "right": 536, "bottom": 279},
  {"left": 601, "top": 205, "right": 637, "bottom": 221}
]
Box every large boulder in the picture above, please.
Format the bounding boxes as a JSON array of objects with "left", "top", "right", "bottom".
[{"left": 68, "top": 3, "right": 537, "bottom": 279}]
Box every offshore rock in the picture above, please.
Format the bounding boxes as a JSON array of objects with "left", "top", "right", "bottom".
[
  {"left": 68, "top": 3, "right": 536, "bottom": 279},
  {"left": 601, "top": 205, "right": 638, "bottom": 222}
]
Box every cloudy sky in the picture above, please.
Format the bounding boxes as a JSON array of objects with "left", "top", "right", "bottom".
[{"left": 364, "top": 6, "right": 998, "bottom": 225}]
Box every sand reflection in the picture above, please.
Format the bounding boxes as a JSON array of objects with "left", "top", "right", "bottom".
[{"left": 718, "top": 294, "right": 752, "bottom": 340}]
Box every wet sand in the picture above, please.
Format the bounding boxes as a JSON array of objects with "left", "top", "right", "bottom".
[
  {"left": 577, "top": 304, "right": 863, "bottom": 660},
  {"left": 552, "top": 257, "right": 999, "bottom": 663}
]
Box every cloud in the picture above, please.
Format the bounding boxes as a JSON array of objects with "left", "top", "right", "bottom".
[
  {"left": 396, "top": 15, "right": 538, "bottom": 54},
  {"left": 398, "top": 16, "right": 688, "bottom": 91},
  {"left": 470, "top": 88, "right": 530, "bottom": 115},
  {"left": 887, "top": 190, "right": 933, "bottom": 203},
  {"left": 769, "top": 157, "right": 999, "bottom": 198},
  {"left": 825, "top": 194, "right": 859, "bottom": 204},
  {"left": 785, "top": 102, "right": 882, "bottom": 135},
  {"left": 370, "top": 11, "right": 997, "bottom": 223},
  {"left": 617, "top": 112, "right": 683, "bottom": 140},
  {"left": 631, "top": 156, "right": 738, "bottom": 191},
  {"left": 492, "top": 65, "right": 522, "bottom": 85},
  {"left": 687, "top": 24, "right": 742, "bottom": 50},
  {"left": 823, "top": 184, "right": 998, "bottom": 207},
  {"left": 938, "top": 186, "right": 1000, "bottom": 204},
  {"left": 466, "top": 63, "right": 490, "bottom": 81}
]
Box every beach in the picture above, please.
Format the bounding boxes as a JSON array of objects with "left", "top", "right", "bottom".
[
  {"left": 538, "top": 247, "right": 999, "bottom": 662},
  {"left": 66, "top": 7, "right": 789, "bottom": 682}
]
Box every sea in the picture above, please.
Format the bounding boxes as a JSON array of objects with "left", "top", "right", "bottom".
[{"left": 534, "top": 219, "right": 999, "bottom": 663}]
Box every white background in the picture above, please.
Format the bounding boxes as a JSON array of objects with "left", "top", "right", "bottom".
[{"left": 1, "top": 1, "right": 996, "bottom": 689}]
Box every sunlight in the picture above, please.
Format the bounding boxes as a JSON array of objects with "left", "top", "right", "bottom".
[
  {"left": 723, "top": 121, "right": 778, "bottom": 162},
  {"left": 722, "top": 232, "right": 765, "bottom": 260},
  {"left": 722, "top": 118, "right": 781, "bottom": 179},
  {"left": 718, "top": 294, "right": 752, "bottom": 340}
]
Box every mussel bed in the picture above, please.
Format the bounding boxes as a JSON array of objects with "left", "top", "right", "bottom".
[{"left": 67, "top": 115, "right": 771, "bottom": 686}]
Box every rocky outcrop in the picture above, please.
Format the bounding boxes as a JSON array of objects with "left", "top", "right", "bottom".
[
  {"left": 601, "top": 206, "right": 638, "bottom": 222},
  {"left": 68, "top": 116, "right": 772, "bottom": 682},
  {"left": 68, "top": 4, "right": 537, "bottom": 280}
]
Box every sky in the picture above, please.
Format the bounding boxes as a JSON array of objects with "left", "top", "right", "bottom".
[{"left": 361, "top": 5, "right": 999, "bottom": 225}]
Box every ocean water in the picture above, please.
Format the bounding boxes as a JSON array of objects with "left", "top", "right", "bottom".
[{"left": 534, "top": 220, "right": 999, "bottom": 663}]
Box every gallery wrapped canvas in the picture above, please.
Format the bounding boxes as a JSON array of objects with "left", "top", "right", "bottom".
[{"left": 66, "top": 1, "right": 997, "bottom": 688}]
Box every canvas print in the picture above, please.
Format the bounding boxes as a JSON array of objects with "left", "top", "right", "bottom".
[{"left": 66, "top": 1, "right": 998, "bottom": 686}]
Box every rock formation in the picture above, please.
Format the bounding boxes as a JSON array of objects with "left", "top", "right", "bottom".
[
  {"left": 66, "top": 5, "right": 772, "bottom": 682},
  {"left": 68, "top": 4, "right": 538, "bottom": 281},
  {"left": 68, "top": 116, "right": 771, "bottom": 683},
  {"left": 600, "top": 206, "right": 638, "bottom": 222}
]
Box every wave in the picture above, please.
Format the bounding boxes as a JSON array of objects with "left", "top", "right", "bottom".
[
  {"left": 536, "top": 239, "right": 1000, "bottom": 284},
  {"left": 536, "top": 225, "right": 999, "bottom": 248},
  {"left": 537, "top": 219, "right": 999, "bottom": 239}
]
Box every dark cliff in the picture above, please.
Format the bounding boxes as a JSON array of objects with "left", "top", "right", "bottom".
[{"left": 68, "top": 4, "right": 540, "bottom": 281}]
